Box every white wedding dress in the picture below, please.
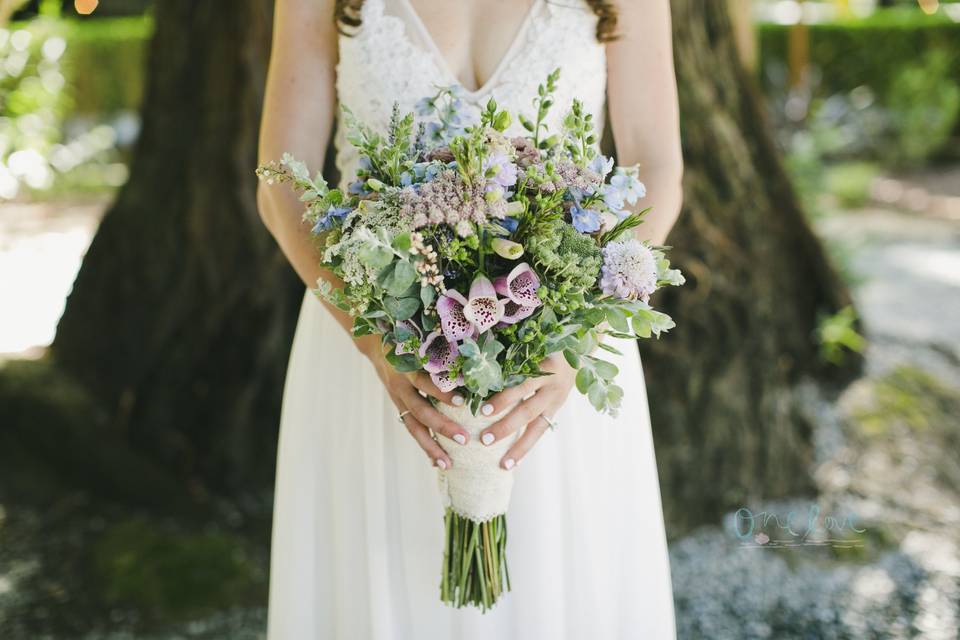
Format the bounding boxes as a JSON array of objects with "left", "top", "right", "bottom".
[{"left": 267, "top": 0, "right": 676, "bottom": 637}]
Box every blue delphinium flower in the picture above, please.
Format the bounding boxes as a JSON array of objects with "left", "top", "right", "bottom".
[
  {"left": 589, "top": 154, "right": 614, "bottom": 180},
  {"left": 312, "top": 205, "right": 352, "bottom": 234},
  {"left": 602, "top": 169, "right": 646, "bottom": 211},
  {"left": 571, "top": 205, "right": 602, "bottom": 233},
  {"left": 500, "top": 216, "right": 520, "bottom": 233},
  {"left": 415, "top": 96, "right": 436, "bottom": 117}
]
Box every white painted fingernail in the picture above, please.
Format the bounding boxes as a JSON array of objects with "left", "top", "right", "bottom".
[
  {"left": 452, "top": 394, "right": 465, "bottom": 407},
  {"left": 453, "top": 433, "right": 466, "bottom": 445},
  {"left": 503, "top": 458, "right": 515, "bottom": 470},
  {"left": 437, "top": 458, "right": 448, "bottom": 469},
  {"left": 481, "top": 403, "right": 494, "bottom": 416},
  {"left": 481, "top": 432, "right": 495, "bottom": 446}
]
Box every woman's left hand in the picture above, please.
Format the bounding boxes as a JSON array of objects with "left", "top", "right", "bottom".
[{"left": 476, "top": 353, "right": 575, "bottom": 470}]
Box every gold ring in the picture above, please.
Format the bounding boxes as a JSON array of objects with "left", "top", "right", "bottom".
[{"left": 398, "top": 410, "right": 411, "bottom": 424}]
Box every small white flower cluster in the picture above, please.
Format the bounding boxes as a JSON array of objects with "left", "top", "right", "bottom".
[{"left": 410, "top": 231, "right": 444, "bottom": 291}]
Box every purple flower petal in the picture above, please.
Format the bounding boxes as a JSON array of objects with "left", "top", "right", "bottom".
[
  {"left": 430, "top": 370, "right": 464, "bottom": 393},
  {"left": 463, "top": 275, "right": 504, "bottom": 334},
  {"left": 418, "top": 330, "right": 458, "bottom": 374},
  {"left": 436, "top": 290, "right": 473, "bottom": 341},
  {"left": 500, "top": 299, "right": 537, "bottom": 325},
  {"left": 494, "top": 263, "right": 542, "bottom": 308},
  {"left": 468, "top": 274, "right": 497, "bottom": 301},
  {"left": 394, "top": 319, "right": 422, "bottom": 355}
]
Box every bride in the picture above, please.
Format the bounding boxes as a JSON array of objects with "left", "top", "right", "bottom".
[{"left": 257, "top": 0, "right": 683, "bottom": 637}]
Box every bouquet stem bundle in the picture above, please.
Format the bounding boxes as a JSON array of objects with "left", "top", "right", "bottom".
[{"left": 440, "top": 509, "right": 510, "bottom": 610}]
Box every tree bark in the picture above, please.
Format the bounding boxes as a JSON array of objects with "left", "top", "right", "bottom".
[
  {"left": 46, "top": 0, "right": 859, "bottom": 529},
  {"left": 53, "top": 0, "right": 301, "bottom": 496},
  {"left": 642, "top": 0, "right": 859, "bottom": 533}
]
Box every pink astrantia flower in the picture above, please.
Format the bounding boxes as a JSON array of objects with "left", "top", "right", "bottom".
[
  {"left": 419, "top": 330, "right": 459, "bottom": 374},
  {"left": 494, "top": 262, "right": 542, "bottom": 309},
  {"left": 437, "top": 275, "right": 505, "bottom": 341},
  {"left": 430, "top": 370, "right": 464, "bottom": 393}
]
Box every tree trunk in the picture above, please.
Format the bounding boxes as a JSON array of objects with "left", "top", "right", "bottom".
[
  {"left": 53, "top": 0, "right": 302, "bottom": 496},
  {"left": 641, "top": 0, "right": 859, "bottom": 533},
  {"left": 46, "top": 0, "right": 859, "bottom": 529}
]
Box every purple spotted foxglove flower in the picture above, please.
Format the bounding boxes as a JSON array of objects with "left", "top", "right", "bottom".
[
  {"left": 419, "top": 330, "right": 459, "bottom": 374},
  {"left": 430, "top": 370, "right": 464, "bottom": 393},
  {"left": 394, "top": 319, "right": 422, "bottom": 356},
  {"left": 436, "top": 275, "right": 506, "bottom": 341},
  {"left": 493, "top": 263, "right": 542, "bottom": 309}
]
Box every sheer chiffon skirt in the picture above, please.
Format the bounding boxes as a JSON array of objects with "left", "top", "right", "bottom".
[{"left": 267, "top": 291, "right": 676, "bottom": 639}]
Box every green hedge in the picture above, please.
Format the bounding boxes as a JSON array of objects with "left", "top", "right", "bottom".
[
  {"left": 757, "top": 9, "right": 960, "bottom": 98},
  {"left": 14, "top": 16, "right": 153, "bottom": 115}
]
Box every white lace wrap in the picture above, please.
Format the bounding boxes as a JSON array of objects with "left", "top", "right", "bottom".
[{"left": 434, "top": 403, "right": 521, "bottom": 523}]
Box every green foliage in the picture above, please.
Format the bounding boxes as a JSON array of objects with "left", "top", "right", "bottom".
[
  {"left": 816, "top": 305, "right": 866, "bottom": 366},
  {"left": 853, "top": 365, "right": 960, "bottom": 436},
  {"left": 91, "top": 519, "right": 261, "bottom": 621},
  {"left": 759, "top": 9, "right": 960, "bottom": 166},
  {"left": 44, "top": 16, "right": 150, "bottom": 114},
  {"left": 758, "top": 9, "right": 960, "bottom": 102},
  {"left": 884, "top": 49, "right": 960, "bottom": 167},
  {"left": 823, "top": 161, "right": 880, "bottom": 208},
  {"left": 527, "top": 219, "right": 602, "bottom": 305}
]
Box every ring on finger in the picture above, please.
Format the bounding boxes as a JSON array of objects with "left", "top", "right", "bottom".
[
  {"left": 397, "top": 409, "right": 411, "bottom": 424},
  {"left": 541, "top": 413, "right": 559, "bottom": 431}
]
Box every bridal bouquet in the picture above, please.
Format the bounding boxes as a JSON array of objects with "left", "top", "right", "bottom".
[{"left": 257, "top": 69, "right": 684, "bottom": 611}]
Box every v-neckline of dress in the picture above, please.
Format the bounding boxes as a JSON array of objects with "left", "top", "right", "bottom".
[{"left": 396, "top": 0, "right": 543, "bottom": 97}]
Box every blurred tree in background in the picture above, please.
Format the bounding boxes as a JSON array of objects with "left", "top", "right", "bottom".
[{"left": 29, "top": 0, "right": 857, "bottom": 531}]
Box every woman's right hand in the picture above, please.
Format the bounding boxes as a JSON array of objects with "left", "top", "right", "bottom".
[{"left": 360, "top": 338, "right": 469, "bottom": 469}]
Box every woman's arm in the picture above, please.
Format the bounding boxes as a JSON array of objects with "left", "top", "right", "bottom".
[
  {"left": 257, "top": 0, "right": 357, "bottom": 333},
  {"left": 257, "top": 0, "right": 469, "bottom": 463},
  {"left": 606, "top": 0, "right": 684, "bottom": 245}
]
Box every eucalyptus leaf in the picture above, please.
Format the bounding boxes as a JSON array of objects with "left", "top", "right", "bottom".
[
  {"left": 378, "top": 261, "right": 418, "bottom": 297},
  {"left": 563, "top": 349, "right": 581, "bottom": 369},
  {"left": 575, "top": 367, "right": 595, "bottom": 395},
  {"left": 384, "top": 296, "right": 420, "bottom": 321},
  {"left": 386, "top": 351, "right": 422, "bottom": 373}
]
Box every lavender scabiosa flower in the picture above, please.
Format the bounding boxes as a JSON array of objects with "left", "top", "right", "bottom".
[{"left": 599, "top": 238, "right": 659, "bottom": 302}]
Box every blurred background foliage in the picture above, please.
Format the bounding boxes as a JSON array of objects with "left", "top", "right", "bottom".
[{"left": 1, "top": 0, "right": 959, "bottom": 638}]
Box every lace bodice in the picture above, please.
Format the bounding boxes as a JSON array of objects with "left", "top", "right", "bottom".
[{"left": 334, "top": 0, "right": 607, "bottom": 187}]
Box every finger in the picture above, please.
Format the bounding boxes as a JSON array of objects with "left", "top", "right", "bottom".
[
  {"left": 479, "top": 377, "right": 545, "bottom": 418},
  {"left": 500, "top": 413, "right": 552, "bottom": 469},
  {"left": 407, "top": 371, "right": 460, "bottom": 406},
  {"left": 401, "top": 412, "right": 452, "bottom": 469},
  {"left": 480, "top": 391, "right": 553, "bottom": 447},
  {"left": 399, "top": 384, "right": 470, "bottom": 445}
]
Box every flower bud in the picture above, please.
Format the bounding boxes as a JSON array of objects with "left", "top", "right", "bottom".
[
  {"left": 492, "top": 238, "right": 524, "bottom": 260},
  {"left": 366, "top": 178, "right": 385, "bottom": 192}
]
